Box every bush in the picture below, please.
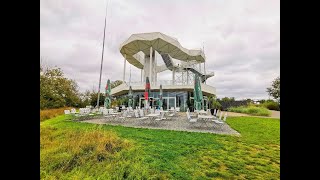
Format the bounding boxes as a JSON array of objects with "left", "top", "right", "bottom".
[
  {"left": 40, "top": 107, "right": 73, "bottom": 121},
  {"left": 228, "top": 106, "right": 271, "bottom": 116},
  {"left": 261, "top": 101, "right": 280, "bottom": 111},
  {"left": 211, "top": 100, "right": 222, "bottom": 109}
]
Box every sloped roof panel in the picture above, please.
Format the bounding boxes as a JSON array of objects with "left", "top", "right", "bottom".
[{"left": 119, "top": 32, "right": 205, "bottom": 69}]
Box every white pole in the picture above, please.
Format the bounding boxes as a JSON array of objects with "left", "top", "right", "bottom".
[
  {"left": 149, "top": 47, "right": 152, "bottom": 84},
  {"left": 141, "top": 69, "right": 142, "bottom": 83},
  {"left": 123, "top": 54, "right": 126, "bottom": 82},
  {"left": 204, "top": 62, "right": 206, "bottom": 84},
  {"left": 203, "top": 42, "right": 206, "bottom": 84},
  {"left": 187, "top": 69, "right": 189, "bottom": 84},
  {"left": 172, "top": 69, "right": 175, "bottom": 85},
  {"left": 129, "top": 65, "right": 131, "bottom": 85},
  {"left": 154, "top": 51, "right": 157, "bottom": 85},
  {"left": 96, "top": 0, "right": 109, "bottom": 108},
  {"left": 182, "top": 71, "right": 184, "bottom": 85}
]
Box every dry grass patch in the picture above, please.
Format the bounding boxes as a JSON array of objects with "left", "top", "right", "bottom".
[{"left": 40, "top": 107, "right": 73, "bottom": 121}]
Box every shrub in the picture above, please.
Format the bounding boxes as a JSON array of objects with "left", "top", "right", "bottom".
[
  {"left": 261, "top": 101, "right": 280, "bottom": 111},
  {"left": 40, "top": 107, "right": 73, "bottom": 121},
  {"left": 228, "top": 106, "right": 271, "bottom": 116}
]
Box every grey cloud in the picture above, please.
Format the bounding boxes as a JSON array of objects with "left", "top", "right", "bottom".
[{"left": 41, "top": 0, "right": 279, "bottom": 99}]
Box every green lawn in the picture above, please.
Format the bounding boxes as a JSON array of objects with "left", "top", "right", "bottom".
[{"left": 40, "top": 115, "right": 280, "bottom": 179}]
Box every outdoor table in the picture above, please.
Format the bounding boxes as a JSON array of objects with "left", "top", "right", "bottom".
[
  {"left": 146, "top": 113, "right": 160, "bottom": 119},
  {"left": 146, "top": 113, "right": 161, "bottom": 124},
  {"left": 198, "top": 110, "right": 207, "bottom": 115},
  {"left": 197, "top": 115, "right": 215, "bottom": 127},
  {"left": 109, "top": 112, "right": 121, "bottom": 116},
  {"left": 146, "top": 113, "right": 160, "bottom": 117},
  {"left": 160, "top": 110, "right": 169, "bottom": 113},
  {"left": 160, "top": 110, "right": 169, "bottom": 115}
]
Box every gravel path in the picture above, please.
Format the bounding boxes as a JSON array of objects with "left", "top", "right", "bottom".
[{"left": 81, "top": 112, "right": 240, "bottom": 136}]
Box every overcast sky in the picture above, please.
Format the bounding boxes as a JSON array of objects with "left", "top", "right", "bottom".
[{"left": 40, "top": 0, "right": 279, "bottom": 100}]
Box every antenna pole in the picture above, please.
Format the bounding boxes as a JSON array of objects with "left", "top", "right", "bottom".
[
  {"left": 203, "top": 42, "right": 206, "bottom": 84},
  {"left": 96, "top": 0, "right": 109, "bottom": 108}
]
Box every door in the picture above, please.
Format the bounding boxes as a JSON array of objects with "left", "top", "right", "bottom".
[
  {"left": 163, "top": 98, "right": 168, "bottom": 110},
  {"left": 169, "top": 97, "right": 176, "bottom": 110},
  {"left": 139, "top": 98, "right": 145, "bottom": 108}
]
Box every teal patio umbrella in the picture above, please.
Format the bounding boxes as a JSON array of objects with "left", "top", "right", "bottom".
[
  {"left": 104, "top": 79, "right": 111, "bottom": 109},
  {"left": 194, "top": 74, "right": 203, "bottom": 111},
  {"left": 128, "top": 86, "right": 134, "bottom": 108},
  {"left": 158, "top": 84, "right": 163, "bottom": 109}
]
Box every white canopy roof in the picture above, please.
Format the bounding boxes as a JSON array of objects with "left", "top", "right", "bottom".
[{"left": 119, "top": 32, "right": 206, "bottom": 69}]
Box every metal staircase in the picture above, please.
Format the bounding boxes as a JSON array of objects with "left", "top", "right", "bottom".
[
  {"left": 160, "top": 53, "right": 214, "bottom": 83},
  {"left": 184, "top": 67, "right": 214, "bottom": 83},
  {"left": 160, "top": 54, "right": 174, "bottom": 70}
]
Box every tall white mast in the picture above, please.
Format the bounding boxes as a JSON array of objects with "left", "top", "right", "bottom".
[{"left": 96, "top": 0, "right": 109, "bottom": 108}]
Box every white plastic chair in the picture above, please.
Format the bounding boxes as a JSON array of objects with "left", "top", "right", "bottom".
[
  {"left": 64, "top": 110, "right": 70, "bottom": 115},
  {"left": 155, "top": 112, "right": 165, "bottom": 123},
  {"left": 223, "top": 112, "right": 228, "bottom": 121},
  {"left": 213, "top": 109, "right": 217, "bottom": 116},
  {"left": 103, "top": 109, "right": 112, "bottom": 120},
  {"left": 118, "top": 110, "right": 128, "bottom": 120},
  {"left": 213, "top": 112, "right": 226, "bottom": 125},
  {"left": 137, "top": 109, "right": 148, "bottom": 120},
  {"left": 70, "top": 109, "right": 76, "bottom": 114},
  {"left": 155, "top": 109, "right": 161, "bottom": 114},
  {"left": 215, "top": 110, "right": 220, "bottom": 118},
  {"left": 167, "top": 107, "right": 176, "bottom": 118},
  {"left": 103, "top": 109, "right": 108, "bottom": 115},
  {"left": 206, "top": 109, "right": 210, "bottom": 115},
  {"left": 218, "top": 111, "right": 223, "bottom": 120},
  {"left": 176, "top": 107, "right": 180, "bottom": 112},
  {"left": 134, "top": 110, "right": 140, "bottom": 118},
  {"left": 186, "top": 111, "right": 197, "bottom": 123}
]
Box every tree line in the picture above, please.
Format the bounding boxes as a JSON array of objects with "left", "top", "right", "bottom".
[{"left": 40, "top": 64, "right": 123, "bottom": 109}]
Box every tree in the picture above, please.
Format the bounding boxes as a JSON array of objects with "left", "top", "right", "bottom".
[
  {"left": 266, "top": 76, "right": 280, "bottom": 104},
  {"left": 40, "top": 64, "right": 81, "bottom": 109},
  {"left": 207, "top": 95, "right": 222, "bottom": 109},
  {"left": 89, "top": 92, "right": 105, "bottom": 107},
  {"left": 78, "top": 90, "right": 91, "bottom": 107},
  {"left": 221, "top": 97, "right": 235, "bottom": 102},
  {"left": 207, "top": 95, "right": 216, "bottom": 109}
]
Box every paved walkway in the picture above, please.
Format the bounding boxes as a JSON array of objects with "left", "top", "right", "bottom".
[{"left": 81, "top": 112, "right": 240, "bottom": 136}]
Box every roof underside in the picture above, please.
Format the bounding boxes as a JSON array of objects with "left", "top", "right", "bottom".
[{"left": 119, "top": 32, "right": 206, "bottom": 69}]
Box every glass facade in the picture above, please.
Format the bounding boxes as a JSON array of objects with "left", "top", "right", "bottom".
[{"left": 114, "top": 90, "right": 209, "bottom": 112}]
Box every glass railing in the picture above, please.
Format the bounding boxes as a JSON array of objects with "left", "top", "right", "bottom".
[{"left": 127, "top": 80, "right": 196, "bottom": 86}]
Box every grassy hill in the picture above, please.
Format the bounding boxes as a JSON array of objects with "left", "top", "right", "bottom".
[{"left": 40, "top": 115, "right": 280, "bottom": 179}]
